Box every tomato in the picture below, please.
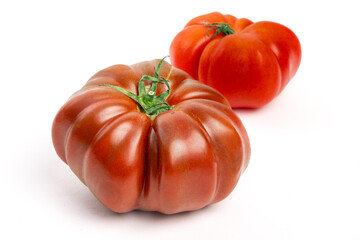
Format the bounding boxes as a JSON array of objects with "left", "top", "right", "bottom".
[
  {"left": 170, "top": 12, "right": 302, "bottom": 108},
  {"left": 52, "top": 58, "right": 251, "bottom": 214}
]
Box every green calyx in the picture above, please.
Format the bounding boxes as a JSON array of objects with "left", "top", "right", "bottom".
[
  {"left": 204, "top": 22, "right": 235, "bottom": 38},
  {"left": 99, "top": 56, "right": 173, "bottom": 120}
]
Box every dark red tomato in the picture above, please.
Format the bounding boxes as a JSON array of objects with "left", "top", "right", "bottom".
[
  {"left": 52, "top": 58, "right": 251, "bottom": 214},
  {"left": 170, "top": 12, "right": 301, "bottom": 108}
]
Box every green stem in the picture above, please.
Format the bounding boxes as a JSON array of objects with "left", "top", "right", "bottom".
[
  {"left": 204, "top": 22, "right": 235, "bottom": 38},
  {"left": 99, "top": 56, "right": 173, "bottom": 120}
]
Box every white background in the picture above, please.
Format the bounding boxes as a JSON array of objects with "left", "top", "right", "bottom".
[{"left": 1, "top": 0, "right": 359, "bottom": 239}]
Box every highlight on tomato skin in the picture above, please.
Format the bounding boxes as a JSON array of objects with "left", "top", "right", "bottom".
[
  {"left": 51, "top": 58, "right": 251, "bottom": 214},
  {"left": 169, "top": 11, "right": 302, "bottom": 108}
]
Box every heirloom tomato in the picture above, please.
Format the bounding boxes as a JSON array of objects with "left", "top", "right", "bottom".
[
  {"left": 52, "top": 58, "right": 251, "bottom": 214},
  {"left": 170, "top": 12, "right": 302, "bottom": 108}
]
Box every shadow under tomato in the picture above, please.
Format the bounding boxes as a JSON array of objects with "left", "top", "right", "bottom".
[{"left": 120, "top": 204, "right": 214, "bottom": 220}]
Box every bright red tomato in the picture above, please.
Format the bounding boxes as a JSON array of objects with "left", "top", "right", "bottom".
[
  {"left": 170, "top": 12, "right": 302, "bottom": 108},
  {"left": 52, "top": 58, "right": 251, "bottom": 214}
]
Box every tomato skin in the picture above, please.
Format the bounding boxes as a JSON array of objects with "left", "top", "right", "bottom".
[
  {"left": 170, "top": 12, "right": 301, "bottom": 108},
  {"left": 52, "top": 59, "right": 250, "bottom": 214}
]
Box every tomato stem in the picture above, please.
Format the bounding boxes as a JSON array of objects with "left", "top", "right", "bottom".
[
  {"left": 204, "top": 22, "right": 235, "bottom": 38},
  {"left": 99, "top": 56, "right": 173, "bottom": 120}
]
